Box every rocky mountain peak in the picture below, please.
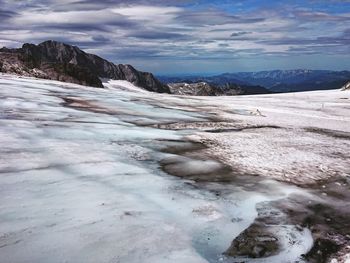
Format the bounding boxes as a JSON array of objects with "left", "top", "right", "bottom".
[
  {"left": 0, "top": 40, "right": 170, "bottom": 93},
  {"left": 341, "top": 81, "right": 350, "bottom": 90}
]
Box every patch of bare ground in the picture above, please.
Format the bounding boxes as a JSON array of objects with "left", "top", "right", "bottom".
[
  {"left": 152, "top": 120, "right": 241, "bottom": 131},
  {"left": 187, "top": 126, "right": 350, "bottom": 186},
  {"left": 271, "top": 181, "right": 350, "bottom": 263},
  {"left": 227, "top": 188, "right": 350, "bottom": 263},
  {"left": 156, "top": 116, "right": 350, "bottom": 262}
]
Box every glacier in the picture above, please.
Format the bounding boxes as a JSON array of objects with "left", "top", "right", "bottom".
[{"left": 3, "top": 74, "right": 345, "bottom": 263}]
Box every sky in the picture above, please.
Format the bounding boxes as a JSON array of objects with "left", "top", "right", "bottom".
[{"left": 0, "top": 0, "right": 350, "bottom": 74}]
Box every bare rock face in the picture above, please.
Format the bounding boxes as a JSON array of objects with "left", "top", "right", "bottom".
[
  {"left": 225, "top": 223, "right": 279, "bottom": 258},
  {"left": 341, "top": 81, "right": 350, "bottom": 90},
  {"left": 168, "top": 81, "right": 270, "bottom": 96},
  {"left": 0, "top": 40, "right": 170, "bottom": 93},
  {"left": 168, "top": 82, "right": 217, "bottom": 96}
]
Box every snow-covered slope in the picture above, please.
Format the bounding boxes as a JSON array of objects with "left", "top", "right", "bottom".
[{"left": 1, "top": 74, "right": 349, "bottom": 263}]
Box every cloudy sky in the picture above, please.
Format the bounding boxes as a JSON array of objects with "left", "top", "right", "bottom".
[{"left": 1, "top": 0, "right": 350, "bottom": 74}]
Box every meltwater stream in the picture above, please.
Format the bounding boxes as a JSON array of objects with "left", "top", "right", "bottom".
[{"left": 0, "top": 75, "right": 312, "bottom": 263}]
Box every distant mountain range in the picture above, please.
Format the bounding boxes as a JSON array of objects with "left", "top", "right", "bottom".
[
  {"left": 0, "top": 40, "right": 169, "bottom": 93},
  {"left": 159, "top": 69, "right": 350, "bottom": 93},
  {"left": 1, "top": 41, "right": 348, "bottom": 95}
]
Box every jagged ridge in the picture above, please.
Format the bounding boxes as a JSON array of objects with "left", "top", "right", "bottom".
[{"left": 0, "top": 40, "right": 170, "bottom": 93}]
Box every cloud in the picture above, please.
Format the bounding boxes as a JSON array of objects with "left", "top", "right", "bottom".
[
  {"left": 0, "top": 0, "right": 349, "bottom": 73},
  {"left": 13, "top": 10, "right": 134, "bottom": 27},
  {"left": 111, "top": 5, "right": 182, "bottom": 19},
  {"left": 0, "top": 8, "right": 16, "bottom": 19},
  {"left": 127, "top": 30, "right": 189, "bottom": 40},
  {"left": 176, "top": 10, "right": 265, "bottom": 26},
  {"left": 293, "top": 10, "right": 350, "bottom": 21},
  {"left": 231, "top": 31, "right": 252, "bottom": 37}
]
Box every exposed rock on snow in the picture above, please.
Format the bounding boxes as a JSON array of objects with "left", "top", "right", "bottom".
[
  {"left": 341, "top": 81, "right": 350, "bottom": 90},
  {"left": 225, "top": 223, "right": 280, "bottom": 258},
  {"left": 167, "top": 81, "right": 271, "bottom": 96},
  {"left": 168, "top": 82, "right": 217, "bottom": 96}
]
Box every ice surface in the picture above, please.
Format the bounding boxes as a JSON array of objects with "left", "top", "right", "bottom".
[{"left": 0, "top": 74, "right": 315, "bottom": 263}]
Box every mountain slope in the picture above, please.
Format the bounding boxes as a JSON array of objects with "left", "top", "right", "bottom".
[
  {"left": 159, "top": 70, "right": 350, "bottom": 93},
  {"left": 160, "top": 76, "right": 271, "bottom": 96},
  {"left": 214, "top": 70, "right": 350, "bottom": 92},
  {"left": 0, "top": 40, "right": 170, "bottom": 93}
]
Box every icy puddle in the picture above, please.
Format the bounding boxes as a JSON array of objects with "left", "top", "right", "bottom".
[{"left": 0, "top": 75, "right": 313, "bottom": 263}]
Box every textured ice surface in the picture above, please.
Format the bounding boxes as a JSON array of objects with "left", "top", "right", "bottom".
[{"left": 0, "top": 75, "right": 313, "bottom": 263}]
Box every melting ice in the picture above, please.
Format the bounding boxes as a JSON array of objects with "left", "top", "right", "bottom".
[{"left": 0, "top": 75, "right": 312, "bottom": 263}]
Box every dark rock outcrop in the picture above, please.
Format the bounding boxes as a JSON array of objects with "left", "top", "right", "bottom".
[
  {"left": 168, "top": 82, "right": 217, "bottom": 96},
  {"left": 341, "top": 81, "right": 350, "bottom": 90},
  {"left": 0, "top": 40, "right": 170, "bottom": 93},
  {"left": 168, "top": 81, "right": 270, "bottom": 96},
  {"left": 225, "top": 223, "right": 279, "bottom": 258}
]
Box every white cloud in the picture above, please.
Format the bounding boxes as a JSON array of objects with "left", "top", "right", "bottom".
[
  {"left": 111, "top": 5, "right": 182, "bottom": 19},
  {"left": 13, "top": 10, "right": 127, "bottom": 25},
  {"left": 0, "top": 1, "right": 349, "bottom": 72}
]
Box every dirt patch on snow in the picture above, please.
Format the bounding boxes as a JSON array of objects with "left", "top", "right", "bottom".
[
  {"left": 188, "top": 126, "right": 350, "bottom": 186},
  {"left": 152, "top": 120, "right": 240, "bottom": 131}
]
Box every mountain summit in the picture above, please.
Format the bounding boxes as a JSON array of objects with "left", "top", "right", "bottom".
[{"left": 0, "top": 40, "right": 170, "bottom": 93}]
